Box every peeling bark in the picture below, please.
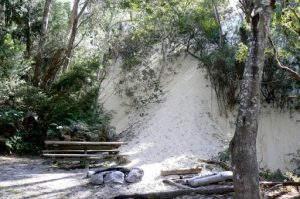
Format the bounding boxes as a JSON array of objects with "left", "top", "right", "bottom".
[{"left": 230, "top": 1, "right": 273, "bottom": 198}]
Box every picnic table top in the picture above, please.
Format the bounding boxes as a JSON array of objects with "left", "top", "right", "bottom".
[{"left": 45, "top": 140, "right": 127, "bottom": 146}]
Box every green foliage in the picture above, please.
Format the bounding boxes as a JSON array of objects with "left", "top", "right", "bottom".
[
  {"left": 46, "top": 1, "right": 70, "bottom": 50},
  {"left": 264, "top": 2, "right": 300, "bottom": 109},
  {"left": 259, "top": 169, "right": 289, "bottom": 181},
  {"left": 235, "top": 43, "right": 248, "bottom": 63},
  {"left": 217, "top": 148, "right": 231, "bottom": 163},
  {"left": 6, "top": 130, "right": 44, "bottom": 155},
  {"left": 0, "top": 0, "right": 115, "bottom": 155},
  {"left": 0, "top": 33, "right": 27, "bottom": 80},
  {"left": 200, "top": 46, "right": 242, "bottom": 113},
  {"left": 0, "top": 58, "right": 111, "bottom": 154}
]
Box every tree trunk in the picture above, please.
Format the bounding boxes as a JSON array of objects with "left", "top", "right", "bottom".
[
  {"left": 230, "top": 1, "right": 273, "bottom": 199},
  {"left": 211, "top": 0, "right": 223, "bottom": 48},
  {"left": 25, "top": 12, "right": 31, "bottom": 59},
  {"left": 33, "top": 0, "right": 52, "bottom": 86},
  {"left": 62, "top": 0, "right": 89, "bottom": 72},
  {"left": 0, "top": 4, "right": 4, "bottom": 25},
  {"left": 62, "top": 0, "right": 80, "bottom": 72}
]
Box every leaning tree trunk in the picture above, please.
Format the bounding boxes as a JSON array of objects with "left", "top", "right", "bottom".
[
  {"left": 62, "top": 0, "right": 80, "bottom": 72},
  {"left": 33, "top": 0, "right": 52, "bottom": 86},
  {"left": 230, "top": 1, "right": 273, "bottom": 199},
  {"left": 62, "top": 0, "right": 89, "bottom": 72}
]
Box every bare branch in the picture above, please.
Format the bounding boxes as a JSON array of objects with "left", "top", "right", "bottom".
[
  {"left": 73, "top": 30, "right": 88, "bottom": 49},
  {"left": 268, "top": 37, "right": 300, "bottom": 82},
  {"left": 77, "top": 0, "right": 90, "bottom": 20},
  {"left": 289, "top": 6, "right": 300, "bottom": 22}
]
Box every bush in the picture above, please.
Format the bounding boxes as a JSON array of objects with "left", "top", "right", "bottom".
[{"left": 0, "top": 58, "right": 112, "bottom": 155}]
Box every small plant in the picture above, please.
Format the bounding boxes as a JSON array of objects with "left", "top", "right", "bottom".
[
  {"left": 259, "top": 169, "right": 288, "bottom": 181},
  {"left": 217, "top": 148, "right": 231, "bottom": 163},
  {"left": 289, "top": 149, "right": 300, "bottom": 176}
]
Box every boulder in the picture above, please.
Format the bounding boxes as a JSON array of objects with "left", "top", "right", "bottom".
[
  {"left": 125, "top": 168, "right": 144, "bottom": 183},
  {"left": 90, "top": 172, "right": 104, "bottom": 185},
  {"left": 104, "top": 171, "right": 125, "bottom": 184}
]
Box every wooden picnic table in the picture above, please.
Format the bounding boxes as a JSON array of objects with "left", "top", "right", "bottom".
[{"left": 43, "top": 140, "right": 127, "bottom": 170}]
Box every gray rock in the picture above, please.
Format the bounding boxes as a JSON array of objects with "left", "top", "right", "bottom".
[
  {"left": 125, "top": 168, "right": 144, "bottom": 183},
  {"left": 90, "top": 173, "right": 104, "bottom": 185},
  {"left": 86, "top": 170, "right": 96, "bottom": 178},
  {"left": 104, "top": 171, "right": 124, "bottom": 184}
]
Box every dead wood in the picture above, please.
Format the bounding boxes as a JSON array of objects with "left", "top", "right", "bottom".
[
  {"left": 162, "top": 179, "right": 194, "bottom": 190},
  {"left": 186, "top": 171, "right": 233, "bottom": 187},
  {"left": 161, "top": 167, "right": 202, "bottom": 176},
  {"left": 198, "top": 159, "right": 231, "bottom": 170},
  {"left": 113, "top": 185, "right": 234, "bottom": 199},
  {"left": 260, "top": 181, "right": 300, "bottom": 187}
]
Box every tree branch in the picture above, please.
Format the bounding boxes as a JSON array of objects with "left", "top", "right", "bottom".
[
  {"left": 289, "top": 6, "right": 300, "bottom": 22},
  {"left": 186, "top": 36, "right": 202, "bottom": 60},
  {"left": 77, "top": 0, "right": 90, "bottom": 20},
  {"left": 268, "top": 37, "right": 300, "bottom": 82}
]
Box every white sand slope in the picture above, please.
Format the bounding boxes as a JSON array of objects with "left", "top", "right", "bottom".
[
  {"left": 102, "top": 54, "right": 300, "bottom": 175},
  {"left": 107, "top": 56, "right": 231, "bottom": 193}
]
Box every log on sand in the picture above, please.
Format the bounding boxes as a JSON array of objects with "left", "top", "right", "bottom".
[
  {"left": 198, "top": 159, "right": 231, "bottom": 171},
  {"left": 186, "top": 171, "right": 233, "bottom": 187},
  {"left": 113, "top": 185, "right": 234, "bottom": 199},
  {"left": 260, "top": 181, "right": 300, "bottom": 187},
  {"left": 161, "top": 167, "right": 202, "bottom": 176}
]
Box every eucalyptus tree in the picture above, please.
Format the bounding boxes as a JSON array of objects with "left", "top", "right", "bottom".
[
  {"left": 231, "top": 1, "right": 300, "bottom": 197},
  {"left": 34, "top": 0, "right": 52, "bottom": 86}
]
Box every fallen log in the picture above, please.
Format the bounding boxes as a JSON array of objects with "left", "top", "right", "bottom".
[
  {"left": 260, "top": 181, "right": 300, "bottom": 187},
  {"left": 113, "top": 185, "right": 234, "bottom": 199},
  {"left": 198, "top": 159, "right": 231, "bottom": 170},
  {"left": 161, "top": 167, "right": 202, "bottom": 176},
  {"left": 162, "top": 179, "right": 194, "bottom": 189},
  {"left": 186, "top": 171, "right": 233, "bottom": 187},
  {"left": 172, "top": 173, "right": 218, "bottom": 184}
]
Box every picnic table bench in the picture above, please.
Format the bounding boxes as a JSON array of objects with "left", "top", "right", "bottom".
[{"left": 43, "top": 140, "right": 127, "bottom": 170}]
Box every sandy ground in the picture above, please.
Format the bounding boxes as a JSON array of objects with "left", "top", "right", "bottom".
[{"left": 0, "top": 156, "right": 234, "bottom": 199}]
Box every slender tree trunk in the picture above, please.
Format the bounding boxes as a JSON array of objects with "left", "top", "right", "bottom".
[
  {"left": 157, "top": 38, "right": 167, "bottom": 82},
  {"left": 0, "top": 3, "right": 5, "bottom": 26},
  {"left": 62, "top": 0, "right": 80, "bottom": 72},
  {"left": 230, "top": 1, "right": 273, "bottom": 198},
  {"left": 34, "top": 0, "right": 52, "bottom": 86},
  {"left": 25, "top": 13, "right": 31, "bottom": 59},
  {"left": 211, "top": 0, "right": 223, "bottom": 47},
  {"left": 62, "top": 0, "right": 89, "bottom": 72}
]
